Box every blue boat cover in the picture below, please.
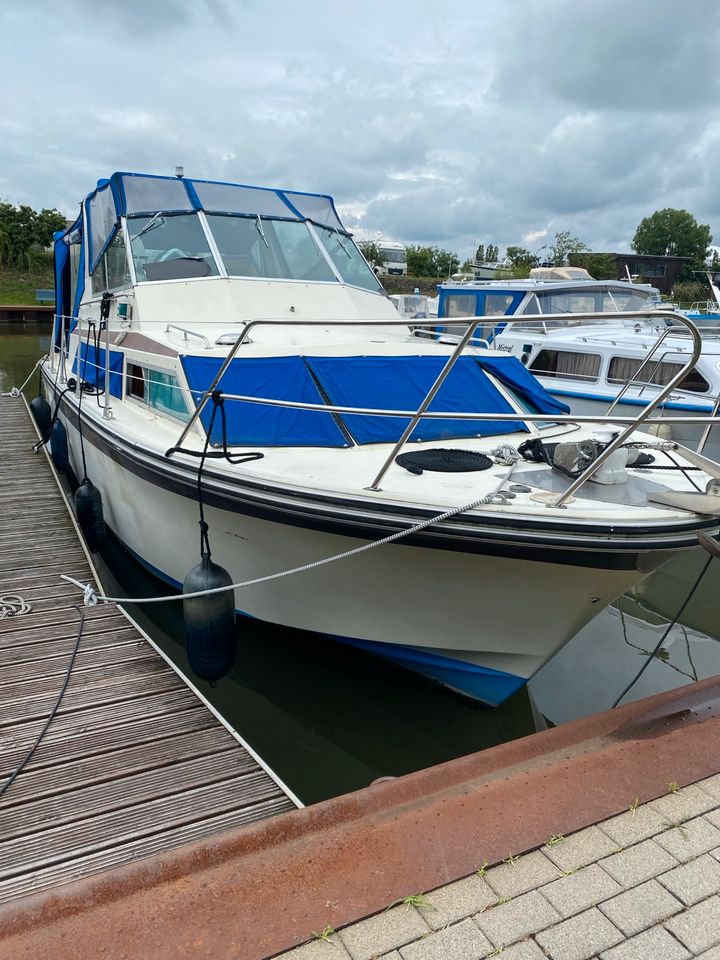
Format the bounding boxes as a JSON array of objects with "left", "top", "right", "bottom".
[
  {"left": 305, "top": 355, "right": 524, "bottom": 444},
  {"left": 474, "top": 356, "right": 570, "bottom": 415},
  {"left": 72, "top": 340, "right": 123, "bottom": 398},
  {"left": 181, "top": 355, "right": 349, "bottom": 447}
]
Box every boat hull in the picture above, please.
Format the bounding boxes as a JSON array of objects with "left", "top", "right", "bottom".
[{"left": 47, "top": 385, "right": 692, "bottom": 707}]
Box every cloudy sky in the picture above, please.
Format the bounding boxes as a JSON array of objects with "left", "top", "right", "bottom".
[{"left": 2, "top": 0, "right": 720, "bottom": 260}]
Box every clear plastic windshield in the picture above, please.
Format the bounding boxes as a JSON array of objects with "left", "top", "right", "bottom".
[
  {"left": 315, "top": 226, "right": 384, "bottom": 293},
  {"left": 206, "top": 215, "right": 336, "bottom": 281},
  {"left": 129, "top": 213, "right": 219, "bottom": 281}
]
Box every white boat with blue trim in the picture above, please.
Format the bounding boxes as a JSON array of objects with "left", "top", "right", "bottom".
[
  {"left": 433, "top": 272, "right": 720, "bottom": 460},
  {"left": 40, "top": 172, "right": 720, "bottom": 706}
]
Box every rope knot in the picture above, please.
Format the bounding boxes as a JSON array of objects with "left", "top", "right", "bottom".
[
  {"left": 211, "top": 390, "right": 224, "bottom": 407},
  {"left": 82, "top": 584, "right": 99, "bottom": 606}
]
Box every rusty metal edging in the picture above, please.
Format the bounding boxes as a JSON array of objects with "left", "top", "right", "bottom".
[{"left": 1, "top": 675, "right": 719, "bottom": 960}]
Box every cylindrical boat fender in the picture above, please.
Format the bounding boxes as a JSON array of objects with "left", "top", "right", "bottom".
[
  {"left": 50, "top": 419, "right": 69, "bottom": 473},
  {"left": 29, "top": 394, "right": 52, "bottom": 439},
  {"left": 74, "top": 479, "right": 105, "bottom": 552},
  {"left": 183, "top": 555, "right": 237, "bottom": 683}
]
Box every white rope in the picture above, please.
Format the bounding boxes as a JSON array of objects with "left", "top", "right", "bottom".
[
  {"left": 0, "top": 356, "right": 47, "bottom": 398},
  {"left": 62, "top": 464, "right": 517, "bottom": 606},
  {"left": 0, "top": 596, "right": 32, "bottom": 618}
]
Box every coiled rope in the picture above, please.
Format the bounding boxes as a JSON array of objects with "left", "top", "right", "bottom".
[
  {"left": 62, "top": 461, "right": 518, "bottom": 606},
  {"left": 0, "top": 596, "right": 32, "bottom": 619}
]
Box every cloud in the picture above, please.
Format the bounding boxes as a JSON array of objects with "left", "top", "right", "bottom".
[{"left": 1, "top": 0, "right": 720, "bottom": 260}]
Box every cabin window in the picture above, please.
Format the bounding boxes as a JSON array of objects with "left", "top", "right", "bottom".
[
  {"left": 484, "top": 293, "right": 515, "bottom": 316},
  {"left": 607, "top": 356, "right": 709, "bottom": 393},
  {"left": 105, "top": 230, "right": 131, "bottom": 291},
  {"left": 129, "top": 213, "right": 219, "bottom": 282},
  {"left": 445, "top": 294, "right": 476, "bottom": 318},
  {"left": 91, "top": 255, "right": 107, "bottom": 296},
  {"left": 206, "top": 215, "right": 336, "bottom": 282},
  {"left": 126, "top": 363, "right": 190, "bottom": 418},
  {"left": 314, "top": 225, "right": 385, "bottom": 293},
  {"left": 530, "top": 349, "right": 601, "bottom": 382}
]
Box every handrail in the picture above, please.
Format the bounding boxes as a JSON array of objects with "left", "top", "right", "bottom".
[
  {"left": 551, "top": 309, "right": 703, "bottom": 507},
  {"left": 166, "top": 323, "right": 211, "bottom": 349},
  {"left": 605, "top": 326, "right": 672, "bottom": 414},
  {"left": 162, "top": 310, "right": 707, "bottom": 505},
  {"left": 367, "top": 320, "right": 481, "bottom": 490}
]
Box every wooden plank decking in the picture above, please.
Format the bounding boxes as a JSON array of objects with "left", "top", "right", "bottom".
[{"left": 0, "top": 395, "right": 298, "bottom": 905}]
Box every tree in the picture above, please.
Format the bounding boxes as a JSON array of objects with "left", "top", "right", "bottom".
[
  {"left": 406, "top": 244, "right": 459, "bottom": 277},
  {"left": 357, "top": 240, "right": 380, "bottom": 269},
  {"left": 568, "top": 252, "right": 618, "bottom": 280},
  {"left": 0, "top": 201, "right": 67, "bottom": 269},
  {"left": 632, "top": 208, "right": 712, "bottom": 268},
  {"left": 550, "top": 231, "right": 588, "bottom": 266},
  {"left": 487, "top": 243, "right": 498, "bottom": 262},
  {"left": 505, "top": 246, "right": 539, "bottom": 279},
  {"left": 475, "top": 243, "right": 485, "bottom": 263}
]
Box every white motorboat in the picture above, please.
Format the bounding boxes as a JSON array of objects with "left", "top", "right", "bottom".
[
  {"left": 433, "top": 274, "right": 720, "bottom": 459},
  {"left": 40, "top": 172, "right": 720, "bottom": 706}
]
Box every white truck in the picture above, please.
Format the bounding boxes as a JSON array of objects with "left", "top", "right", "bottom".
[{"left": 375, "top": 240, "right": 407, "bottom": 276}]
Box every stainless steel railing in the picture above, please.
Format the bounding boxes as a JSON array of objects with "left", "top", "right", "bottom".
[{"left": 168, "top": 309, "right": 708, "bottom": 505}]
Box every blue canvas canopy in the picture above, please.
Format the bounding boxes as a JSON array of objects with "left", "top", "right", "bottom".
[
  {"left": 181, "top": 354, "right": 566, "bottom": 447},
  {"left": 72, "top": 340, "right": 123, "bottom": 397},
  {"left": 474, "top": 356, "right": 570, "bottom": 415},
  {"left": 306, "top": 356, "right": 524, "bottom": 444},
  {"left": 181, "top": 355, "right": 349, "bottom": 447}
]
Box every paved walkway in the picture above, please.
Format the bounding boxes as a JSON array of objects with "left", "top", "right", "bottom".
[{"left": 277, "top": 774, "right": 720, "bottom": 960}]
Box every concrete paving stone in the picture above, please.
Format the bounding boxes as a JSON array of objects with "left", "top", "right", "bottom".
[
  {"left": 535, "top": 907, "right": 623, "bottom": 960},
  {"left": 484, "top": 850, "right": 561, "bottom": 900},
  {"left": 495, "top": 942, "right": 548, "bottom": 959},
  {"left": 378, "top": 954, "right": 402, "bottom": 960},
  {"left": 659, "top": 854, "right": 720, "bottom": 905},
  {"left": 541, "top": 864, "right": 623, "bottom": 918},
  {"left": 399, "top": 918, "right": 493, "bottom": 960},
  {"left": 664, "top": 896, "right": 720, "bottom": 954},
  {"left": 655, "top": 815, "right": 720, "bottom": 863},
  {"left": 649, "top": 784, "right": 717, "bottom": 823},
  {"left": 597, "top": 806, "right": 669, "bottom": 848},
  {"left": 338, "top": 905, "right": 430, "bottom": 960},
  {"left": 695, "top": 947, "right": 720, "bottom": 960},
  {"left": 697, "top": 774, "right": 720, "bottom": 803},
  {"left": 598, "top": 878, "right": 682, "bottom": 937},
  {"left": 543, "top": 826, "right": 620, "bottom": 873},
  {"left": 419, "top": 875, "right": 496, "bottom": 930},
  {"left": 599, "top": 926, "right": 691, "bottom": 960},
  {"left": 705, "top": 809, "right": 720, "bottom": 832},
  {"left": 600, "top": 838, "right": 678, "bottom": 888},
  {"left": 473, "top": 889, "right": 561, "bottom": 949},
  {"left": 278, "top": 935, "right": 353, "bottom": 960}
]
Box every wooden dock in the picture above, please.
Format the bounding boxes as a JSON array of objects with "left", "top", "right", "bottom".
[{"left": 0, "top": 394, "right": 298, "bottom": 906}]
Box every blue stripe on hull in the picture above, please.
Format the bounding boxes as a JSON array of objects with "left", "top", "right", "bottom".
[
  {"left": 108, "top": 528, "right": 525, "bottom": 707},
  {"left": 336, "top": 636, "right": 527, "bottom": 706}
]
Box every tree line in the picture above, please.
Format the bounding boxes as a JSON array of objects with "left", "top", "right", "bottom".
[
  {"left": 0, "top": 202, "right": 67, "bottom": 270},
  {"left": 359, "top": 209, "right": 714, "bottom": 282}
]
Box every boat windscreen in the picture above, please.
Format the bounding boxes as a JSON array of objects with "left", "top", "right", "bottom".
[
  {"left": 206, "top": 215, "right": 337, "bottom": 282},
  {"left": 314, "top": 226, "right": 384, "bottom": 293},
  {"left": 130, "top": 213, "right": 219, "bottom": 281}
]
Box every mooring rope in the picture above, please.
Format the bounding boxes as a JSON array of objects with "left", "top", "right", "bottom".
[
  {"left": 0, "top": 356, "right": 47, "bottom": 398},
  {"left": 62, "top": 462, "right": 517, "bottom": 606},
  {"left": 0, "top": 596, "right": 32, "bottom": 619}
]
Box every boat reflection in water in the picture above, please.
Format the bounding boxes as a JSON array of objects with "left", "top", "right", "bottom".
[{"left": 530, "top": 546, "right": 720, "bottom": 724}]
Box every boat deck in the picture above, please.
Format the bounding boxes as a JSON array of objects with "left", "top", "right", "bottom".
[{"left": 0, "top": 395, "right": 298, "bottom": 906}]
